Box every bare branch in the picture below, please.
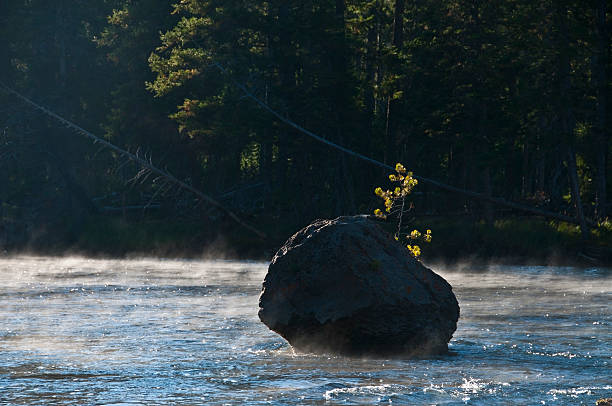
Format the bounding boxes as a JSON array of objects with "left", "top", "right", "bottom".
[{"left": 0, "top": 82, "right": 267, "bottom": 239}]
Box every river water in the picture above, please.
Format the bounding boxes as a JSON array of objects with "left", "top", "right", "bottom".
[{"left": 0, "top": 256, "right": 610, "bottom": 405}]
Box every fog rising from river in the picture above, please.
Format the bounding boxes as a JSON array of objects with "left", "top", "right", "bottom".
[{"left": 0, "top": 257, "right": 610, "bottom": 404}]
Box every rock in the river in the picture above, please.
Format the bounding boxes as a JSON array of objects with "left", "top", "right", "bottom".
[{"left": 258, "top": 215, "right": 460, "bottom": 356}]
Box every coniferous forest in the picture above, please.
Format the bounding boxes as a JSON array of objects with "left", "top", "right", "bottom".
[{"left": 1, "top": 1, "right": 611, "bottom": 263}]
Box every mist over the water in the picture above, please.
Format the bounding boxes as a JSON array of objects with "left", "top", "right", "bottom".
[{"left": 0, "top": 256, "right": 610, "bottom": 405}]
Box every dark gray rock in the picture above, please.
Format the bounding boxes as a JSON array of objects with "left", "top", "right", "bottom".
[{"left": 258, "top": 215, "right": 460, "bottom": 357}]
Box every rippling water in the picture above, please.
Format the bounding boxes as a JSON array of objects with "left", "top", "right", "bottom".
[{"left": 0, "top": 256, "right": 610, "bottom": 405}]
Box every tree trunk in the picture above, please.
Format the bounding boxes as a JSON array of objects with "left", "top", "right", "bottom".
[
  {"left": 482, "top": 166, "right": 494, "bottom": 223},
  {"left": 275, "top": 4, "right": 292, "bottom": 199},
  {"left": 364, "top": 7, "right": 377, "bottom": 134},
  {"left": 261, "top": 30, "right": 274, "bottom": 209},
  {"left": 333, "top": 0, "right": 356, "bottom": 214},
  {"left": 384, "top": 0, "right": 405, "bottom": 165},
  {"left": 567, "top": 146, "right": 589, "bottom": 238},
  {"left": 521, "top": 142, "right": 532, "bottom": 198},
  {"left": 392, "top": 0, "right": 406, "bottom": 50},
  {"left": 557, "top": 3, "right": 589, "bottom": 238},
  {"left": 593, "top": 0, "right": 609, "bottom": 220},
  {"left": 55, "top": 0, "right": 67, "bottom": 90}
]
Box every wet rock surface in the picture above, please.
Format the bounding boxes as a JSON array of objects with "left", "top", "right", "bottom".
[{"left": 258, "top": 215, "right": 460, "bottom": 356}]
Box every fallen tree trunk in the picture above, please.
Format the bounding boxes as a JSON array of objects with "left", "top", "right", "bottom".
[
  {"left": 2, "top": 76, "right": 594, "bottom": 231},
  {"left": 0, "top": 82, "right": 267, "bottom": 239}
]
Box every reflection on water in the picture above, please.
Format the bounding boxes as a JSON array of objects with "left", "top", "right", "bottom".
[{"left": 0, "top": 257, "right": 610, "bottom": 405}]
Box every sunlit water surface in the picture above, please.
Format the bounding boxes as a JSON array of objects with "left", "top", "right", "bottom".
[{"left": 0, "top": 256, "right": 610, "bottom": 405}]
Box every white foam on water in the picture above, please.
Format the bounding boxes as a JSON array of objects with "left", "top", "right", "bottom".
[
  {"left": 323, "top": 383, "right": 398, "bottom": 400},
  {"left": 548, "top": 386, "right": 612, "bottom": 398}
]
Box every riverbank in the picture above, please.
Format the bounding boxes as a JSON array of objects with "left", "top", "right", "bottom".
[
  {"left": 3, "top": 215, "right": 612, "bottom": 267},
  {"left": 412, "top": 216, "right": 612, "bottom": 267}
]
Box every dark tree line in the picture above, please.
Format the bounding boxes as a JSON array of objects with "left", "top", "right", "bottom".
[{"left": 0, "top": 0, "right": 610, "bottom": 250}]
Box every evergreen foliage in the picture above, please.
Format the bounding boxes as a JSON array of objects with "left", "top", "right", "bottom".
[{"left": 0, "top": 0, "right": 610, "bottom": 260}]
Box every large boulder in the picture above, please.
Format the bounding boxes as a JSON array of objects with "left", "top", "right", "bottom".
[{"left": 258, "top": 215, "right": 460, "bottom": 356}]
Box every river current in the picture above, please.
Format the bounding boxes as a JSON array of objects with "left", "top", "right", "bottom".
[{"left": 0, "top": 256, "right": 610, "bottom": 405}]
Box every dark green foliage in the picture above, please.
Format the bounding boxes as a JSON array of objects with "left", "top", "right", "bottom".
[{"left": 0, "top": 0, "right": 610, "bottom": 262}]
